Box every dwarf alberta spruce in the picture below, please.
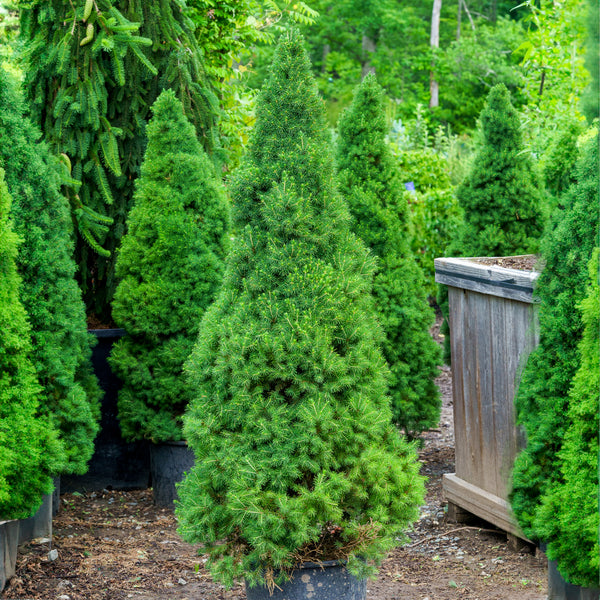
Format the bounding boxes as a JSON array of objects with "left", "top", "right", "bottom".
[
  {"left": 0, "top": 167, "right": 62, "bottom": 519},
  {"left": 0, "top": 69, "right": 100, "bottom": 476},
  {"left": 510, "top": 133, "right": 599, "bottom": 544},
  {"left": 452, "top": 83, "right": 545, "bottom": 257},
  {"left": 110, "top": 89, "right": 229, "bottom": 443},
  {"left": 536, "top": 248, "right": 599, "bottom": 588},
  {"left": 176, "top": 31, "right": 425, "bottom": 588},
  {"left": 336, "top": 73, "right": 441, "bottom": 437}
]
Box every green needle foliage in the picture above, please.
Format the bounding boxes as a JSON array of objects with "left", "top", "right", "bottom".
[
  {"left": 452, "top": 84, "right": 545, "bottom": 257},
  {"left": 18, "top": 0, "right": 219, "bottom": 319},
  {"left": 439, "top": 83, "right": 546, "bottom": 362},
  {"left": 336, "top": 73, "right": 441, "bottom": 437},
  {"left": 0, "top": 167, "right": 62, "bottom": 519},
  {"left": 510, "top": 133, "right": 599, "bottom": 542},
  {"left": 176, "top": 31, "right": 425, "bottom": 589},
  {"left": 109, "top": 89, "right": 230, "bottom": 443},
  {"left": 536, "top": 248, "right": 599, "bottom": 588},
  {"left": 0, "top": 70, "right": 100, "bottom": 475}
]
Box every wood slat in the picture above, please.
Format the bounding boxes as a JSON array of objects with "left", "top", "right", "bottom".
[{"left": 435, "top": 257, "right": 540, "bottom": 302}]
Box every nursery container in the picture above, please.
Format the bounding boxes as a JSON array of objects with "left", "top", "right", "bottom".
[
  {"left": 18, "top": 491, "right": 52, "bottom": 544},
  {"left": 245, "top": 561, "right": 367, "bottom": 600},
  {"left": 0, "top": 520, "right": 19, "bottom": 592},
  {"left": 61, "top": 329, "right": 151, "bottom": 492},
  {"left": 435, "top": 256, "right": 540, "bottom": 539},
  {"left": 150, "top": 441, "right": 195, "bottom": 508}
]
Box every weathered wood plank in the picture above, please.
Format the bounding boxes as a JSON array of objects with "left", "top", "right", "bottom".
[
  {"left": 435, "top": 257, "right": 540, "bottom": 302},
  {"left": 443, "top": 473, "right": 529, "bottom": 541}
]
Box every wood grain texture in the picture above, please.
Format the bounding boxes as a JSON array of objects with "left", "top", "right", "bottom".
[
  {"left": 435, "top": 256, "right": 540, "bottom": 302},
  {"left": 438, "top": 257, "right": 540, "bottom": 539}
]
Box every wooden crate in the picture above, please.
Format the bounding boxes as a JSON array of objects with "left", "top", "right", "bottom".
[{"left": 435, "top": 256, "right": 540, "bottom": 539}]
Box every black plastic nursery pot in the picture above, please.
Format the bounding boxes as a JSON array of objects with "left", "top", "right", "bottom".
[
  {"left": 245, "top": 561, "right": 367, "bottom": 600},
  {"left": 61, "top": 329, "right": 151, "bottom": 493},
  {"left": 541, "top": 544, "right": 600, "bottom": 600},
  {"left": 149, "top": 441, "right": 195, "bottom": 508},
  {"left": 0, "top": 520, "right": 19, "bottom": 592},
  {"left": 18, "top": 491, "right": 52, "bottom": 544}
]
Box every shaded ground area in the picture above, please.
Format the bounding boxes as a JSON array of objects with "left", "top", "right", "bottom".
[{"left": 3, "top": 329, "right": 548, "bottom": 600}]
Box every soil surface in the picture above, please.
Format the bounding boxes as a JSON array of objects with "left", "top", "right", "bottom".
[
  {"left": 3, "top": 323, "right": 548, "bottom": 600},
  {"left": 468, "top": 255, "right": 541, "bottom": 271}
]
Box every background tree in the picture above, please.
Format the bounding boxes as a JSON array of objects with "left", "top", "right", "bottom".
[
  {"left": 18, "top": 0, "right": 219, "bottom": 320},
  {"left": 336, "top": 73, "right": 441, "bottom": 437},
  {"left": 451, "top": 83, "right": 545, "bottom": 257},
  {"left": 0, "top": 166, "right": 62, "bottom": 519},
  {"left": 510, "top": 132, "right": 599, "bottom": 541},
  {"left": 535, "top": 248, "right": 599, "bottom": 588},
  {"left": 0, "top": 69, "right": 100, "bottom": 475},
  {"left": 109, "top": 89, "right": 230, "bottom": 443},
  {"left": 581, "top": 0, "right": 599, "bottom": 122},
  {"left": 176, "top": 30, "right": 425, "bottom": 588}
]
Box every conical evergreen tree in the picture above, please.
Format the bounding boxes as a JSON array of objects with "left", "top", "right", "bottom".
[
  {"left": 0, "top": 167, "right": 62, "bottom": 519},
  {"left": 109, "top": 89, "right": 230, "bottom": 443},
  {"left": 452, "top": 84, "right": 545, "bottom": 257},
  {"left": 0, "top": 70, "right": 100, "bottom": 475},
  {"left": 535, "top": 248, "right": 599, "bottom": 588},
  {"left": 335, "top": 73, "right": 441, "bottom": 437},
  {"left": 176, "top": 31, "right": 425, "bottom": 588},
  {"left": 510, "top": 133, "right": 599, "bottom": 541},
  {"left": 440, "top": 83, "right": 546, "bottom": 362},
  {"left": 18, "top": 0, "right": 219, "bottom": 319}
]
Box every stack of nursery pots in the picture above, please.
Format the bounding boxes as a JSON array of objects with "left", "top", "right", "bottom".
[
  {"left": 175, "top": 31, "right": 425, "bottom": 600},
  {"left": 108, "top": 89, "right": 230, "bottom": 507}
]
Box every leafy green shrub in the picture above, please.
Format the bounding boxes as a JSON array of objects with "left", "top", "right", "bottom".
[
  {"left": 176, "top": 30, "right": 425, "bottom": 589},
  {"left": 510, "top": 132, "right": 599, "bottom": 541},
  {"left": 0, "top": 69, "right": 100, "bottom": 476},
  {"left": 451, "top": 84, "right": 545, "bottom": 258},
  {"left": 394, "top": 148, "right": 461, "bottom": 297},
  {"left": 109, "top": 90, "right": 230, "bottom": 443},
  {"left": 336, "top": 73, "right": 441, "bottom": 437},
  {"left": 0, "top": 167, "right": 62, "bottom": 519},
  {"left": 535, "top": 248, "right": 599, "bottom": 588}
]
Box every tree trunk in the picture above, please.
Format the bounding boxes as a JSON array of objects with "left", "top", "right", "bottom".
[
  {"left": 361, "top": 35, "right": 376, "bottom": 77},
  {"left": 430, "top": 0, "right": 442, "bottom": 108}
]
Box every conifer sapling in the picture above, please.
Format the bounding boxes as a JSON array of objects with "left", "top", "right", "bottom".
[
  {"left": 0, "top": 69, "right": 100, "bottom": 476},
  {"left": 510, "top": 133, "right": 599, "bottom": 542},
  {"left": 110, "top": 89, "right": 230, "bottom": 443},
  {"left": 336, "top": 73, "right": 441, "bottom": 437},
  {"left": 0, "top": 167, "right": 62, "bottom": 519},
  {"left": 176, "top": 30, "right": 425, "bottom": 589}
]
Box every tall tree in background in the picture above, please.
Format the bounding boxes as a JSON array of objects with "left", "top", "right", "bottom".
[
  {"left": 18, "top": 0, "right": 218, "bottom": 320},
  {"left": 336, "top": 73, "right": 441, "bottom": 437},
  {"left": 430, "top": 0, "right": 442, "bottom": 108},
  {"left": 0, "top": 69, "right": 100, "bottom": 475},
  {"left": 581, "top": 0, "right": 599, "bottom": 122}
]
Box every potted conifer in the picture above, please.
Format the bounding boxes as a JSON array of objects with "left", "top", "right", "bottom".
[
  {"left": 0, "top": 167, "right": 62, "bottom": 591},
  {"left": 336, "top": 73, "right": 441, "bottom": 438},
  {"left": 0, "top": 69, "right": 101, "bottom": 531},
  {"left": 510, "top": 134, "right": 599, "bottom": 598},
  {"left": 176, "top": 31, "right": 425, "bottom": 599},
  {"left": 109, "top": 89, "right": 230, "bottom": 507}
]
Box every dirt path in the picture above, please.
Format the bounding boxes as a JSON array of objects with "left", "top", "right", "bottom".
[{"left": 3, "top": 352, "right": 548, "bottom": 600}]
